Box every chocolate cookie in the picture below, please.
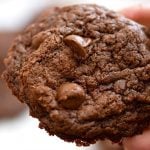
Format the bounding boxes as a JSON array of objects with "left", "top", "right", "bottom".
[
  {"left": 0, "top": 32, "right": 25, "bottom": 118},
  {"left": 0, "top": 8, "right": 57, "bottom": 119},
  {"left": 3, "top": 4, "right": 150, "bottom": 145}
]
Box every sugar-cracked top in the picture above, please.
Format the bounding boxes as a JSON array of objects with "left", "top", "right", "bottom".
[{"left": 3, "top": 4, "right": 150, "bottom": 146}]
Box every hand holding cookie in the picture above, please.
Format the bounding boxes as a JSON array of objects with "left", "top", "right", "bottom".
[
  {"left": 121, "top": 5, "right": 150, "bottom": 27},
  {"left": 2, "top": 4, "right": 150, "bottom": 147},
  {"left": 121, "top": 5, "right": 150, "bottom": 150}
]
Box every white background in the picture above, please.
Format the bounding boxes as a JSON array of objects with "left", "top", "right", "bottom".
[{"left": 0, "top": 0, "right": 149, "bottom": 150}]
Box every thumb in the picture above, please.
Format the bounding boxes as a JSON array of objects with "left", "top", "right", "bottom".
[
  {"left": 123, "top": 130, "right": 150, "bottom": 150},
  {"left": 120, "top": 5, "right": 150, "bottom": 27}
]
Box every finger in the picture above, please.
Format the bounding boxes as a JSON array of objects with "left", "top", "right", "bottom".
[
  {"left": 123, "top": 130, "right": 150, "bottom": 150},
  {"left": 120, "top": 5, "right": 150, "bottom": 27}
]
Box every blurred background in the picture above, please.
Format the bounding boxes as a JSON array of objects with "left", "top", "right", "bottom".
[{"left": 0, "top": 0, "right": 149, "bottom": 150}]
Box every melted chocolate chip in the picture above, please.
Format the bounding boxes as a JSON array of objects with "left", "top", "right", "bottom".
[
  {"left": 32, "top": 32, "right": 50, "bottom": 49},
  {"left": 64, "top": 35, "right": 91, "bottom": 57},
  {"left": 57, "top": 83, "right": 85, "bottom": 109}
]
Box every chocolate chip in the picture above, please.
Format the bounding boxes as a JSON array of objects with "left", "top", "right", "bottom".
[
  {"left": 32, "top": 32, "right": 50, "bottom": 49},
  {"left": 64, "top": 35, "right": 91, "bottom": 57},
  {"left": 57, "top": 83, "right": 85, "bottom": 109},
  {"left": 32, "top": 33, "right": 44, "bottom": 49}
]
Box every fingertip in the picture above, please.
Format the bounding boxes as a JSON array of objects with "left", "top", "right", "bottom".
[
  {"left": 123, "top": 130, "right": 150, "bottom": 150},
  {"left": 119, "top": 5, "right": 142, "bottom": 20},
  {"left": 120, "top": 5, "right": 150, "bottom": 27}
]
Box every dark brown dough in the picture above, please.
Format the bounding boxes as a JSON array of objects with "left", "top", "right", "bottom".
[
  {"left": 0, "top": 32, "right": 25, "bottom": 118},
  {"left": 3, "top": 4, "right": 150, "bottom": 145}
]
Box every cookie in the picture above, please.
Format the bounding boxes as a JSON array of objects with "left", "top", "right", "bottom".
[
  {"left": 0, "top": 80, "right": 25, "bottom": 118},
  {"left": 3, "top": 4, "right": 150, "bottom": 145},
  {"left": 0, "top": 32, "right": 18, "bottom": 74},
  {"left": 0, "top": 32, "right": 25, "bottom": 118},
  {"left": 0, "top": 8, "right": 57, "bottom": 119}
]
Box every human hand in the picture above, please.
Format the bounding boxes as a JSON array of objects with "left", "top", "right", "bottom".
[
  {"left": 121, "top": 5, "right": 150, "bottom": 27},
  {"left": 121, "top": 5, "right": 150, "bottom": 150},
  {"left": 123, "top": 130, "right": 150, "bottom": 150}
]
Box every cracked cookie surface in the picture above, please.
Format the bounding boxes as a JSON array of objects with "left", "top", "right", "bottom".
[{"left": 3, "top": 4, "right": 150, "bottom": 146}]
